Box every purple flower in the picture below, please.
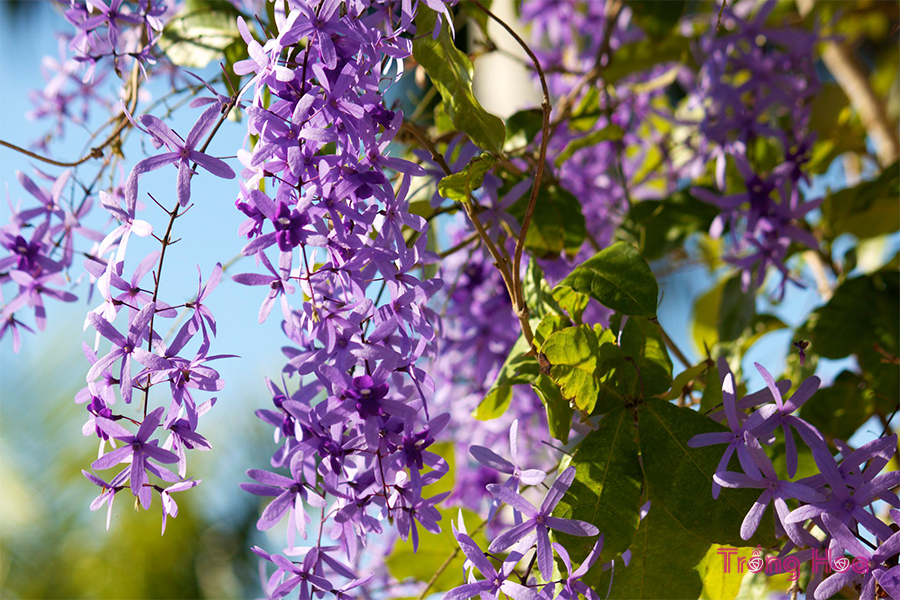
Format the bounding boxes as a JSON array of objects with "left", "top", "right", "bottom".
[
  {"left": 551, "top": 536, "right": 605, "bottom": 600},
  {"left": 749, "top": 363, "right": 825, "bottom": 477},
  {"left": 91, "top": 407, "right": 178, "bottom": 498},
  {"left": 713, "top": 431, "right": 823, "bottom": 544},
  {"left": 394, "top": 477, "right": 450, "bottom": 552},
  {"left": 5, "top": 270, "right": 77, "bottom": 331},
  {"left": 443, "top": 516, "right": 540, "bottom": 600},
  {"left": 240, "top": 452, "right": 326, "bottom": 549},
  {"left": 86, "top": 302, "right": 171, "bottom": 404},
  {"left": 125, "top": 105, "right": 235, "bottom": 207},
  {"left": 688, "top": 361, "right": 776, "bottom": 498},
  {"left": 159, "top": 479, "right": 200, "bottom": 535},
  {"left": 785, "top": 444, "right": 900, "bottom": 540},
  {"left": 256, "top": 546, "right": 331, "bottom": 600},
  {"left": 0, "top": 312, "right": 34, "bottom": 353},
  {"left": 815, "top": 513, "right": 900, "bottom": 600},
  {"left": 487, "top": 466, "right": 599, "bottom": 579},
  {"left": 83, "top": 467, "right": 130, "bottom": 530},
  {"left": 470, "top": 419, "right": 547, "bottom": 523},
  {"left": 97, "top": 189, "right": 152, "bottom": 263}
]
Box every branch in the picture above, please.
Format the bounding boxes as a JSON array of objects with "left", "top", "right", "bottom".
[
  {"left": 796, "top": 0, "right": 899, "bottom": 167},
  {"left": 0, "top": 60, "right": 143, "bottom": 169},
  {"left": 141, "top": 93, "right": 238, "bottom": 417},
  {"left": 471, "top": 0, "right": 551, "bottom": 350}
]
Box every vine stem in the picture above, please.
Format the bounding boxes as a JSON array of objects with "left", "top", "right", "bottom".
[
  {"left": 402, "top": 123, "right": 533, "bottom": 345},
  {"left": 141, "top": 91, "right": 239, "bottom": 418},
  {"left": 795, "top": 0, "right": 899, "bottom": 167},
  {"left": 143, "top": 200, "right": 182, "bottom": 418},
  {"left": 0, "top": 59, "right": 142, "bottom": 169},
  {"left": 471, "top": 0, "right": 551, "bottom": 352}
]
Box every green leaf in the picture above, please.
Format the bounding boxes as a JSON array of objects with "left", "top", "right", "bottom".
[
  {"left": 557, "top": 242, "right": 659, "bottom": 317},
  {"left": 599, "top": 501, "right": 709, "bottom": 599},
  {"left": 426, "top": 442, "right": 456, "bottom": 497},
  {"left": 619, "top": 317, "right": 673, "bottom": 397},
  {"left": 472, "top": 385, "right": 513, "bottom": 421},
  {"left": 472, "top": 332, "right": 539, "bottom": 420},
  {"left": 458, "top": 0, "right": 492, "bottom": 34},
  {"left": 626, "top": 0, "right": 686, "bottom": 39},
  {"left": 594, "top": 328, "right": 634, "bottom": 413},
  {"left": 667, "top": 363, "right": 710, "bottom": 401},
  {"left": 638, "top": 399, "right": 775, "bottom": 547},
  {"left": 551, "top": 285, "right": 589, "bottom": 325},
  {"left": 386, "top": 507, "right": 485, "bottom": 593},
  {"left": 541, "top": 325, "right": 602, "bottom": 413},
  {"left": 408, "top": 200, "right": 437, "bottom": 220},
  {"left": 437, "top": 153, "right": 496, "bottom": 201},
  {"left": 807, "top": 270, "right": 899, "bottom": 364},
  {"left": 624, "top": 191, "right": 719, "bottom": 260},
  {"left": 534, "top": 313, "right": 571, "bottom": 351},
  {"left": 718, "top": 276, "right": 756, "bottom": 343},
  {"left": 532, "top": 374, "right": 575, "bottom": 444},
  {"left": 821, "top": 163, "right": 900, "bottom": 240},
  {"left": 524, "top": 259, "right": 568, "bottom": 321},
  {"left": 628, "top": 64, "right": 681, "bottom": 94},
  {"left": 222, "top": 38, "right": 249, "bottom": 101},
  {"left": 413, "top": 8, "right": 506, "bottom": 153},
  {"left": 551, "top": 408, "right": 643, "bottom": 562},
  {"left": 508, "top": 183, "right": 587, "bottom": 259},
  {"left": 698, "top": 545, "right": 753, "bottom": 600},
  {"left": 692, "top": 278, "right": 724, "bottom": 355},
  {"left": 505, "top": 108, "right": 544, "bottom": 148},
  {"left": 555, "top": 125, "right": 625, "bottom": 166},
  {"left": 158, "top": 0, "right": 243, "bottom": 69},
  {"left": 568, "top": 87, "right": 602, "bottom": 132},
  {"left": 699, "top": 363, "right": 723, "bottom": 416}
]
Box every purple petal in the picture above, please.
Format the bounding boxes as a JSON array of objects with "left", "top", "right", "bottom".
[
  {"left": 486, "top": 484, "right": 537, "bottom": 518},
  {"left": 470, "top": 445, "right": 515, "bottom": 474},
  {"left": 740, "top": 490, "right": 772, "bottom": 540},
  {"left": 544, "top": 516, "right": 599, "bottom": 537},
  {"left": 541, "top": 467, "right": 576, "bottom": 513}
]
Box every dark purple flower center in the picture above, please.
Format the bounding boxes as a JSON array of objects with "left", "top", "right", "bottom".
[{"left": 343, "top": 375, "right": 389, "bottom": 418}]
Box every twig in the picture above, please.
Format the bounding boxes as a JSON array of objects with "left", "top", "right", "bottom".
[
  {"left": 796, "top": 0, "right": 899, "bottom": 166},
  {"left": 471, "top": 0, "right": 551, "bottom": 351},
  {"left": 652, "top": 317, "right": 692, "bottom": 368},
  {"left": 716, "top": 0, "right": 728, "bottom": 32}
]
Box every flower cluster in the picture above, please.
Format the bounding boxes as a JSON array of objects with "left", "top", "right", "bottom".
[
  {"left": 692, "top": 357, "right": 900, "bottom": 599},
  {"left": 230, "top": 0, "right": 463, "bottom": 595},
  {"left": 688, "top": 2, "right": 822, "bottom": 297},
  {"left": 0, "top": 168, "right": 91, "bottom": 350},
  {"left": 61, "top": 0, "right": 169, "bottom": 79},
  {"left": 76, "top": 95, "right": 237, "bottom": 532},
  {"left": 442, "top": 422, "right": 607, "bottom": 600}
]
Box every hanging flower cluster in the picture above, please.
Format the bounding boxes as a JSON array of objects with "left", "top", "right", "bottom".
[
  {"left": 689, "top": 1, "right": 822, "bottom": 297},
  {"left": 229, "top": 0, "right": 463, "bottom": 595}
]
